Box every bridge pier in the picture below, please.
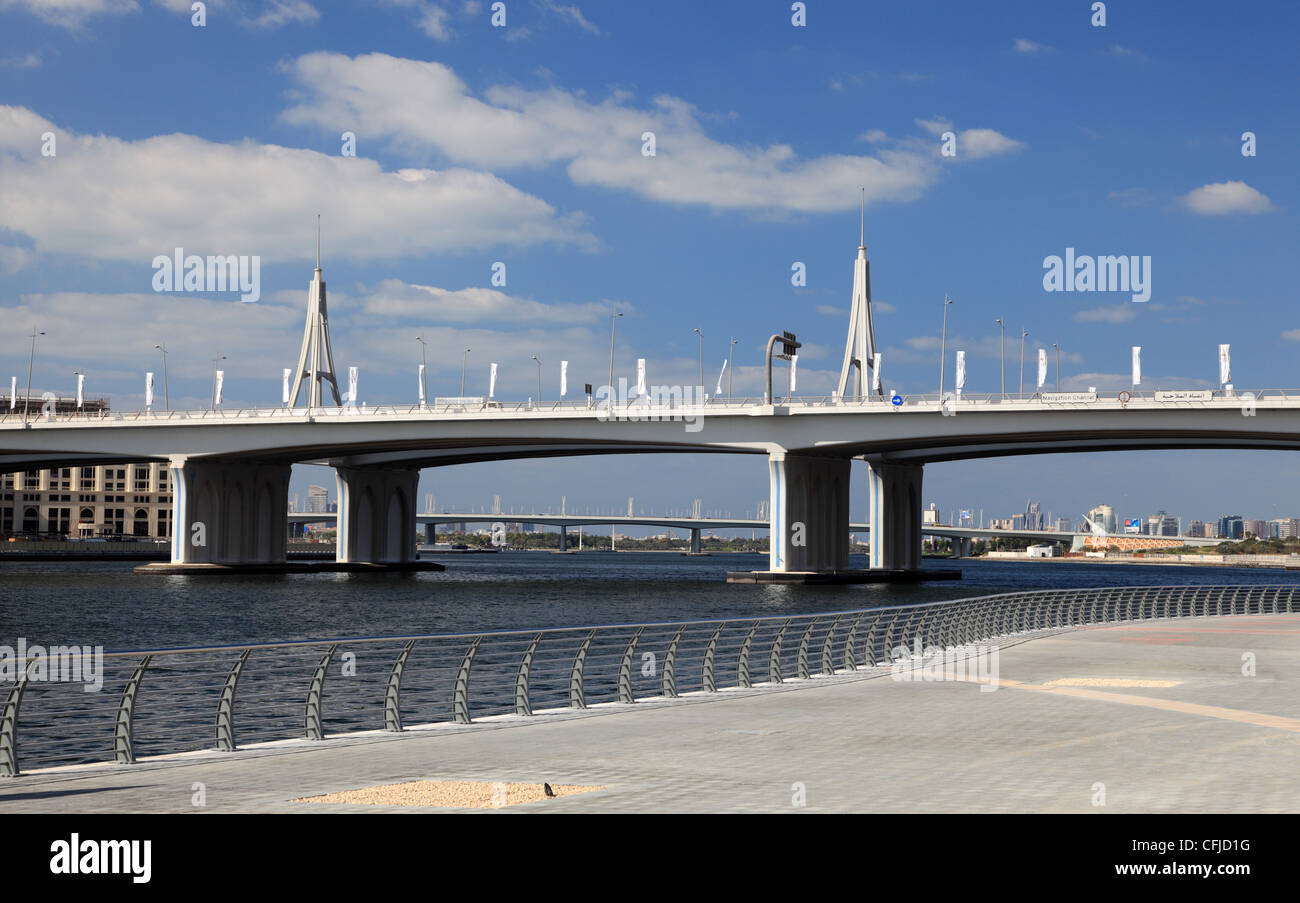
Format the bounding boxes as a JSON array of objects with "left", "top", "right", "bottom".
[
  {"left": 690, "top": 527, "right": 702, "bottom": 554},
  {"left": 559, "top": 525, "right": 568, "bottom": 551},
  {"left": 424, "top": 523, "right": 437, "bottom": 545},
  {"left": 335, "top": 465, "right": 420, "bottom": 565},
  {"left": 164, "top": 457, "right": 291, "bottom": 566},
  {"left": 864, "top": 457, "right": 926, "bottom": 571}
]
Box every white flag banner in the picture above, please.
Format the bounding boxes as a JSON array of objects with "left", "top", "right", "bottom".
[
  {"left": 145, "top": 372, "right": 154, "bottom": 409},
  {"left": 417, "top": 364, "right": 426, "bottom": 404},
  {"left": 955, "top": 350, "right": 966, "bottom": 393},
  {"left": 1132, "top": 346, "right": 1141, "bottom": 386},
  {"left": 560, "top": 360, "right": 568, "bottom": 397},
  {"left": 716, "top": 359, "right": 727, "bottom": 396},
  {"left": 282, "top": 368, "right": 291, "bottom": 405},
  {"left": 10, "top": 375, "right": 17, "bottom": 410},
  {"left": 1219, "top": 344, "right": 1231, "bottom": 385},
  {"left": 348, "top": 366, "right": 358, "bottom": 405},
  {"left": 1037, "top": 349, "right": 1046, "bottom": 389},
  {"left": 76, "top": 373, "right": 84, "bottom": 409},
  {"left": 789, "top": 354, "right": 798, "bottom": 393},
  {"left": 215, "top": 370, "right": 225, "bottom": 406},
  {"left": 872, "top": 353, "right": 882, "bottom": 393},
  {"left": 636, "top": 358, "right": 646, "bottom": 396},
  {"left": 489, "top": 362, "right": 497, "bottom": 398}
]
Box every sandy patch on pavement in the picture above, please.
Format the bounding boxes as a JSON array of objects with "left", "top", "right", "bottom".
[{"left": 295, "top": 780, "right": 604, "bottom": 809}]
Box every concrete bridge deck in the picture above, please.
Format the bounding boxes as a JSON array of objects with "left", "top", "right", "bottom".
[{"left": 3, "top": 613, "right": 1296, "bottom": 813}]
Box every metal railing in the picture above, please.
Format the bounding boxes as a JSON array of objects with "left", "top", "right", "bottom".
[
  {"left": 1, "top": 388, "right": 1292, "bottom": 426},
  {"left": 2, "top": 584, "right": 1297, "bottom": 776}
]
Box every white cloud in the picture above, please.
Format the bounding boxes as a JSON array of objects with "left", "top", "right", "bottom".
[
  {"left": 360, "top": 279, "right": 615, "bottom": 324},
  {"left": 0, "top": 105, "right": 592, "bottom": 264},
  {"left": 1282, "top": 329, "right": 1300, "bottom": 342},
  {"left": 1107, "top": 44, "right": 1147, "bottom": 61},
  {"left": 245, "top": 0, "right": 318, "bottom": 28},
  {"left": 417, "top": 2, "right": 452, "bottom": 39},
  {"left": 0, "top": 52, "right": 42, "bottom": 68},
  {"left": 536, "top": 0, "right": 598, "bottom": 34},
  {"left": 856, "top": 129, "right": 888, "bottom": 144},
  {"left": 0, "top": 244, "right": 33, "bottom": 273},
  {"left": 0, "top": 0, "right": 138, "bottom": 28},
  {"left": 1073, "top": 305, "right": 1138, "bottom": 324},
  {"left": 1181, "top": 180, "right": 1273, "bottom": 215},
  {"left": 914, "top": 118, "right": 953, "bottom": 136},
  {"left": 280, "top": 54, "right": 1023, "bottom": 215},
  {"left": 1013, "top": 38, "right": 1050, "bottom": 54},
  {"left": 958, "top": 128, "right": 1026, "bottom": 159}
]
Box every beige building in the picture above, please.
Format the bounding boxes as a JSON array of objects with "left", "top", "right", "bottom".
[{"left": 1, "top": 463, "right": 173, "bottom": 539}]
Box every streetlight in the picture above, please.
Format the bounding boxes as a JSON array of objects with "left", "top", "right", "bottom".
[
  {"left": 22, "top": 329, "right": 44, "bottom": 424},
  {"left": 693, "top": 327, "right": 703, "bottom": 391},
  {"left": 416, "top": 336, "right": 428, "bottom": 406},
  {"left": 1053, "top": 342, "right": 1060, "bottom": 392},
  {"left": 608, "top": 310, "right": 623, "bottom": 410},
  {"left": 211, "top": 354, "right": 226, "bottom": 410},
  {"left": 531, "top": 354, "right": 542, "bottom": 403},
  {"left": 994, "top": 319, "right": 1005, "bottom": 397},
  {"left": 460, "top": 347, "right": 471, "bottom": 396},
  {"left": 728, "top": 336, "right": 738, "bottom": 400},
  {"left": 1019, "top": 328, "right": 1028, "bottom": 398},
  {"left": 154, "top": 343, "right": 170, "bottom": 410},
  {"left": 939, "top": 295, "right": 952, "bottom": 398}
]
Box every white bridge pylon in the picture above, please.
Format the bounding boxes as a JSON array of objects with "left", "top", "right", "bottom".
[{"left": 836, "top": 190, "right": 880, "bottom": 401}]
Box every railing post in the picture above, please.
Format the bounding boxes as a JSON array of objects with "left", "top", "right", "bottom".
[
  {"left": 662, "top": 626, "right": 686, "bottom": 698},
  {"left": 569, "top": 630, "right": 595, "bottom": 709},
  {"left": 843, "top": 614, "right": 864, "bottom": 671},
  {"left": 0, "top": 663, "right": 34, "bottom": 777},
  {"left": 618, "top": 627, "right": 645, "bottom": 704},
  {"left": 114, "top": 656, "right": 152, "bottom": 764},
  {"left": 821, "top": 619, "right": 839, "bottom": 676},
  {"left": 453, "top": 637, "right": 483, "bottom": 724},
  {"left": 738, "top": 622, "right": 760, "bottom": 688},
  {"left": 304, "top": 644, "right": 337, "bottom": 741},
  {"left": 702, "top": 625, "right": 724, "bottom": 693},
  {"left": 216, "top": 649, "right": 251, "bottom": 751},
  {"left": 384, "top": 640, "right": 416, "bottom": 731},
  {"left": 795, "top": 620, "right": 816, "bottom": 680},
  {"left": 514, "top": 634, "right": 542, "bottom": 716}
]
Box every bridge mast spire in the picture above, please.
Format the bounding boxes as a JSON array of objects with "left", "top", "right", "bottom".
[
  {"left": 836, "top": 188, "right": 880, "bottom": 400},
  {"left": 288, "top": 215, "right": 342, "bottom": 408}
]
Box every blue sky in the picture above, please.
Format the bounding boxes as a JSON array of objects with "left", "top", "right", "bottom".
[{"left": 2, "top": 0, "right": 1298, "bottom": 529}]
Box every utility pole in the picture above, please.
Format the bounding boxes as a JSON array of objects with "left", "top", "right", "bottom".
[
  {"left": 1053, "top": 342, "right": 1061, "bottom": 392},
  {"left": 939, "top": 296, "right": 952, "bottom": 397},
  {"left": 1019, "top": 328, "right": 1028, "bottom": 398},
  {"left": 531, "top": 354, "right": 542, "bottom": 403},
  {"left": 728, "top": 337, "right": 738, "bottom": 400},
  {"left": 608, "top": 310, "right": 623, "bottom": 411},
  {"left": 693, "top": 327, "right": 704, "bottom": 391},
  {"left": 460, "top": 347, "right": 471, "bottom": 396},
  {"left": 22, "top": 329, "right": 43, "bottom": 424}
]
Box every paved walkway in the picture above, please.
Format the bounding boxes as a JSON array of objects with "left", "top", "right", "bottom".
[{"left": 3, "top": 614, "right": 1298, "bottom": 813}]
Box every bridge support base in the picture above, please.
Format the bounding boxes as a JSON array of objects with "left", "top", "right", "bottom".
[
  {"left": 335, "top": 465, "right": 420, "bottom": 565},
  {"left": 166, "top": 457, "right": 290, "bottom": 566},
  {"left": 865, "top": 457, "right": 924, "bottom": 571}
]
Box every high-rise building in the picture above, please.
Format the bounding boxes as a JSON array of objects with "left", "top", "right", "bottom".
[
  {"left": 1055, "top": 517, "right": 1072, "bottom": 533},
  {"left": 922, "top": 503, "right": 939, "bottom": 525},
  {"left": 1025, "top": 500, "right": 1043, "bottom": 531},
  {"left": 1087, "top": 504, "right": 1117, "bottom": 535},
  {"left": 1187, "top": 519, "right": 1205, "bottom": 537},
  {"left": 1217, "top": 515, "right": 1243, "bottom": 539},
  {"left": 1269, "top": 518, "right": 1299, "bottom": 539},
  {"left": 306, "top": 485, "right": 329, "bottom": 514},
  {"left": 1245, "top": 519, "right": 1268, "bottom": 539}
]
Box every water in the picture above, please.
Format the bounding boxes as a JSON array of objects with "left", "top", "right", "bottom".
[{"left": 3, "top": 552, "right": 1298, "bottom": 650}]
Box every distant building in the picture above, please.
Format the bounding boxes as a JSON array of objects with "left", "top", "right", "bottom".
[
  {"left": 1088, "top": 504, "right": 1118, "bottom": 535},
  {"left": 1269, "top": 518, "right": 1299, "bottom": 539},
  {"left": 1055, "top": 517, "right": 1072, "bottom": 533},
  {"left": 1187, "top": 519, "right": 1205, "bottom": 537},
  {"left": 306, "top": 485, "right": 329, "bottom": 514},
  {"left": 922, "top": 503, "right": 939, "bottom": 525},
  {"left": 2, "top": 464, "right": 172, "bottom": 538},
  {"left": 1025, "top": 500, "right": 1043, "bottom": 531},
  {"left": 1245, "top": 519, "right": 1268, "bottom": 539},
  {"left": 1217, "top": 515, "right": 1243, "bottom": 540}
]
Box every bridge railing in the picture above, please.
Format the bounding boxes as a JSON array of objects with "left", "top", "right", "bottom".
[
  {"left": 2, "top": 584, "right": 1296, "bottom": 776},
  {"left": 3, "top": 388, "right": 1293, "bottom": 425}
]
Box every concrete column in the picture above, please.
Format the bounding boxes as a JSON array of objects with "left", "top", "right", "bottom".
[
  {"left": 767, "top": 451, "right": 851, "bottom": 572},
  {"left": 335, "top": 465, "right": 419, "bottom": 563},
  {"left": 168, "top": 456, "right": 290, "bottom": 565},
  {"left": 424, "top": 523, "right": 437, "bottom": 545},
  {"left": 690, "top": 527, "right": 701, "bottom": 553},
  {"left": 865, "top": 457, "right": 924, "bottom": 571},
  {"left": 559, "top": 525, "right": 568, "bottom": 551}
]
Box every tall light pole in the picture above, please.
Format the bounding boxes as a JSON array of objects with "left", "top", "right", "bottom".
[
  {"left": 416, "top": 336, "right": 427, "bottom": 406},
  {"left": 994, "top": 319, "right": 1005, "bottom": 397},
  {"left": 939, "top": 295, "right": 952, "bottom": 397},
  {"left": 693, "top": 327, "right": 703, "bottom": 390},
  {"left": 608, "top": 310, "right": 623, "bottom": 410},
  {"left": 460, "top": 347, "right": 471, "bottom": 396},
  {"left": 1019, "top": 328, "right": 1028, "bottom": 398},
  {"left": 728, "top": 336, "right": 738, "bottom": 400},
  {"left": 23, "top": 329, "right": 44, "bottom": 424},
  {"left": 154, "top": 343, "right": 169, "bottom": 410},
  {"left": 531, "top": 354, "right": 542, "bottom": 402},
  {"left": 1053, "top": 342, "right": 1060, "bottom": 392},
  {"left": 211, "top": 354, "right": 226, "bottom": 410}
]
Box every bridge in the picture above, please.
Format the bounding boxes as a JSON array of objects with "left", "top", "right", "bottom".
[{"left": 0, "top": 234, "right": 1272, "bottom": 580}]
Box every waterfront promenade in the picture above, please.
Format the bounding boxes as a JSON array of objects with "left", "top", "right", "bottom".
[{"left": 2, "top": 612, "right": 1296, "bottom": 813}]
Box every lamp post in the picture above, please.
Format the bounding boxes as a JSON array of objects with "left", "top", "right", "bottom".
[
  {"left": 460, "top": 347, "right": 471, "bottom": 396},
  {"left": 1053, "top": 342, "right": 1060, "bottom": 392},
  {"left": 994, "top": 319, "right": 1004, "bottom": 397},
  {"left": 531, "top": 354, "right": 542, "bottom": 403},
  {"left": 211, "top": 354, "right": 226, "bottom": 410},
  {"left": 939, "top": 295, "right": 952, "bottom": 398},
  {"left": 23, "top": 329, "right": 44, "bottom": 424},
  {"left": 608, "top": 310, "right": 623, "bottom": 410},
  {"left": 416, "top": 336, "right": 428, "bottom": 406},
  {"left": 728, "top": 336, "right": 738, "bottom": 400},
  {"left": 693, "top": 327, "right": 703, "bottom": 391},
  {"left": 154, "top": 343, "right": 170, "bottom": 410},
  {"left": 1019, "top": 328, "right": 1028, "bottom": 398}
]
